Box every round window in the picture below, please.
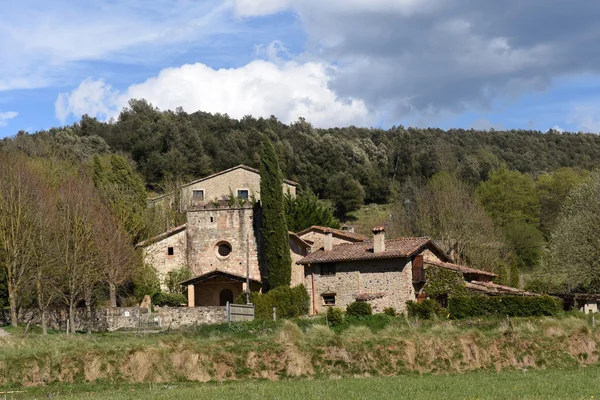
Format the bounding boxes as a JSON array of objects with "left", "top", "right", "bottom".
[{"left": 216, "top": 242, "right": 232, "bottom": 258}]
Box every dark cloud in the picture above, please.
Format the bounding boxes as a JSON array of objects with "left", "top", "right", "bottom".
[{"left": 288, "top": 0, "right": 600, "bottom": 119}]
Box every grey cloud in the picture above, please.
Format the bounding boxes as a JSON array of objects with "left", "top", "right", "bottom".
[{"left": 289, "top": 0, "right": 600, "bottom": 120}]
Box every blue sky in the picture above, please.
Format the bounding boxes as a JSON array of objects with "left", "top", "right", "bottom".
[{"left": 1, "top": 0, "right": 600, "bottom": 138}]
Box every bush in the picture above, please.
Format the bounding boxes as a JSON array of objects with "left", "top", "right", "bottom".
[
  {"left": 152, "top": 292, "right": 187, "bottom": 307},
  {"left": 383, "top": 307, "right": 397, "bottom": 317},
  {"left": 346, "top": 301, "right": 372, "bottom": 317},
  {"left": 326, "top": 307, "right": 344, "bottom": 326},
  {"left": 235, "top": 285, "right": 310, "bottom": 320},
  {"left": 448, "top": 295, "right": 563, "bottom": 319},
  {"left": 406, "top": 299, "right": 443, "bottom": 319}
]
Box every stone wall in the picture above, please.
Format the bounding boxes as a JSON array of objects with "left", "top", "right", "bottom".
[
  {"left": 304, "top": 248, "right": 445, "bottom": 315},
  {"left": 186, "top": 204, "right": 262, "bottom": 281},
  {"left": 181, "top": 167, "right": 296, "bottom": 207},
  {"left": 0, "top": 307, "right": 227, "bottom": 332},
  {"left": 142, "top": 229, "right": 188, "bottom": 288},
  {"left": 290, "top": 239, "right": 309, "bottom": 286}
]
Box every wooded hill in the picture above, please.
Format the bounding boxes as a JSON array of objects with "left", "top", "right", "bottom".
[
  {"left": 4, "top": 99, "right": 600, "bottom": 203},
  {"left": 2, "top": 98, "right": 600, "bottom": 298}
]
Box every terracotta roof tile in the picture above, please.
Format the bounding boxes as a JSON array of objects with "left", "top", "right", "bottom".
[
  {"left": 425, "top": 260, "right": 496, "bottom": 278},
  {"left": 465, "top": 281, "right": 539, "bottom": 296},
  {"left": 295, "top": 225, "right": 369, "bottom": 242},
  {"left": 297, "top": 237, "right": 439, "bottom": 264}
]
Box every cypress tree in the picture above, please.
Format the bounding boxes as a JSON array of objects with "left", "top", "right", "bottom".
[{"left": 260, "top": 137, "right": 292, "bottom": 289}]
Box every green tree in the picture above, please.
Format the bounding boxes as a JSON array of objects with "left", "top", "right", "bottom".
[
  {"left": 537, "top": 168, "right": 589, "bottom": 237},
  {"left": 92, "top": 154, "right": 147, "bottom": 243},
  {"left": 260, "top": 136, "right": 292, "bottom": 289},
  {"left": 544, "top": 170, "right": 600, "bottom": 292},
  {"left": 476, "top": 167, "right": 540, "bottom": 228},
  {"left": 326, "top": 172, "right": 365, "bottom": 219},
  {"left": 284, "top": 190, "right": 340, "bottom": 232},
  {"left": 502, "top": 222, "right": 545, "bottom": 270}
]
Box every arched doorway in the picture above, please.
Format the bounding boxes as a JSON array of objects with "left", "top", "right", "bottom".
[{"left": 219, "top": 289, "right": 234, "bottom": 306}]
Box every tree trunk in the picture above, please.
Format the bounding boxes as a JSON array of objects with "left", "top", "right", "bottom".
[
  {"left": 8, "top": 284, "right": 17, "bottom": 327},
  {"left": 69, "top": 303, "right": 75, "bottom": 335},
  {"left": 109, "top": 283, "right": 117, "bottom": 308},
  {"left": 85, "top": 294, "right": 92, "bottom": 335},
  {"left": 36, "top": 272, "right": 48, "bottom": 335},
  {"left": 41, "top": 309, "right": 47, "bottom": 335}
]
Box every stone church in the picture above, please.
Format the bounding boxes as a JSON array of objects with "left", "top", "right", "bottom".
[{"left": 136, "top": 165, "right": 301, "bottom": 307}]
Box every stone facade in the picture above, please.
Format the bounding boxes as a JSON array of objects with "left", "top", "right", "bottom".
[
  {"left": 305, "top": 247, "right": 445, "bottom": 314},
  {"left": 186, "top": 203, "right": 261, "bottom": 281},
  {"left": 289, "top": 236, "right": 310, "bottom": 286},
  {"left": 149, "top": 165, "right": 297, "bottom": 209},
  {"left": 142, "top": 228, "right": 187, "bottom": 287}
]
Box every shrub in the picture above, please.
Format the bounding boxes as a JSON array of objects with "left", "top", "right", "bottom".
[
  {"left": 235, "top": 285, "right": 310, "bottom": 320},
  {"left": 406, "top": 299, "right": 443, "bottom": 319},
  {"left": 326, "top": 307, "right": 344, "bottom": 326},
  {"left": 152, "top": 292, "right": 187, "bottom": 307},
  {"left": 383, "top": 307, "right": 397, "bottom": 317},
  {"left": 346, "top": 301, "right": 372, "bottom": 317},
  {"left": 448, "top": 295, "right": 563, "bottom": 319}
]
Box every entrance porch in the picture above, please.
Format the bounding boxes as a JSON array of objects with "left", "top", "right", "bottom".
[{"left": 181, "top": 270, "right": 262, "bottom": 307}]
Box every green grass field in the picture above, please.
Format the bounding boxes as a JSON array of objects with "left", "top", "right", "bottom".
[{"left": 7, "top": 366, "right": 600, "bottom": 400}]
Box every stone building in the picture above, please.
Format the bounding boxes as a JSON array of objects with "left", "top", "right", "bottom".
[
  {"left": 137, "top": 165, "right": 300, "bottom": 306},
  {"left": 148, "top": 164, "right": 297, "bottom": 209},
  {"left": 297, "top": 227, "right": 496, "bottom": 314}
]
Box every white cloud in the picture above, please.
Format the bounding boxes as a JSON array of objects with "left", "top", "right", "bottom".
[
  {"left": 0, "top": 111, "right": 18, "bottom": 127},
  {"left": 55, "top": 60, "right": 374, "bottom": 128},
  {"left": 0, "top": 0, "right": 234, "bottom": 91},
  {"left": 55, "top": 78, "right": 120, "bottom": 124}
]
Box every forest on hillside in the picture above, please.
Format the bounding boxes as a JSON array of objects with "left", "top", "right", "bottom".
[{"left": 2, "top": 98, "right": 600, "bottom": 318}]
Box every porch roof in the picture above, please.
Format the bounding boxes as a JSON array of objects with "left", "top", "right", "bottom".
[{"left": 180, "top": 270, "right": 261, "bottom": 286}]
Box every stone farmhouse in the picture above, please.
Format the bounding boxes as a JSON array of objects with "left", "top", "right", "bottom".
[
  {"left": 297, "top": 227, "right": 501, "bottom": 314},
  {"left": 138, "top": 164, "right": 522, "bottom": 315}
]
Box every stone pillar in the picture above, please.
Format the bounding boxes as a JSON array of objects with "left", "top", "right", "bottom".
[{"left": 187, "top": 284, "right": 195, "bottom": 307}]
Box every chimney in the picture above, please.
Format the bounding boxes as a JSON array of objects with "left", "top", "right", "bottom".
[
  {"left": 324, "top": 229, "right": 333, "bottom": 251},
  {"left": 372, "top": 226, "right": 385, "bottom": 253}
]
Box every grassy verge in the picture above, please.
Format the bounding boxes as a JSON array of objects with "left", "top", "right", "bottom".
[
  {"left": 1, "top": 314, "right": 599, "bottom": 390},
  {"left": 7, "top": 366, "right": 600, "bottom": 399}
]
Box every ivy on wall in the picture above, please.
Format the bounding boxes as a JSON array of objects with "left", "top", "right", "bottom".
[{"left": 422, "top": 267, "right": 469, "bottom": 298}]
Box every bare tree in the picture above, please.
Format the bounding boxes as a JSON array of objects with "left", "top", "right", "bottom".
[
  {"left": 0, "top": 153, "right": 40, "bottom": 327},
  {"left": 414, "top": 172, "right": 506, "bottom": 271},
  {"left": 54, "top": 174, "right": 102, "bottom": 334},
  {"left": 96, "top": 210, "right": 139, "bottom": 307}
]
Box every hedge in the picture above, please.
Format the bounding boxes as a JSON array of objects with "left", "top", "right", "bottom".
[
  {"left": 152, "top": 292, "right": 187, "bottom": 307},
  {"left": 448, "top": 295, "right": 562, "bottom": 319},
  {"left": 235, "top": 285, "right": 310, "bottom": 320},
  {"left": 406, "top": 299, "right": 443, "bottom": 319},
  {"left": 346, "top": 301, "right": 372, "bottom": 316}
]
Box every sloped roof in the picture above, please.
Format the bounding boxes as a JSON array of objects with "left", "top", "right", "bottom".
[
  {"left": 289, "top": 231, "right": 312, "bottom": 249},
  {"left": 180, "top": 270, "right": 261, "bottom": 286},
  {"left": 149, "top": 164, "right": 298, "bottom": 202},
  {"left": 297, "top": 237, "right": 449, "bottom": 265},
  {"left": 295, "top": 225, "right": 369, "bottom": 242},
  {"left": 134, "top": 224, "right": 187, "bottom": 248},
  {"left": 425, "top": 260, "right": 496, "bottom": 278},
  {"left": 465, "top": 280, "right": 539, "bottom": 296}
]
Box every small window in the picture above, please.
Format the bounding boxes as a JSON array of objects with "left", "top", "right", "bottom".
[
  {"left": 210, "top": 216, "right": 214, "bottom": 223},
  {"left": 192, "top": 190, "right": 204, "bottom": 201},
  {"left": 321, "top": 264, "right": 336, "bottom": 276},
  {"left": 167, "top": 247, "right": 174, "bottom": 256},
  {"left": 323, "top": 294, "right": 336, "bottom": 305},
  {"left": 237, "top": 189, "right": 249, "bottom": 200}
]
